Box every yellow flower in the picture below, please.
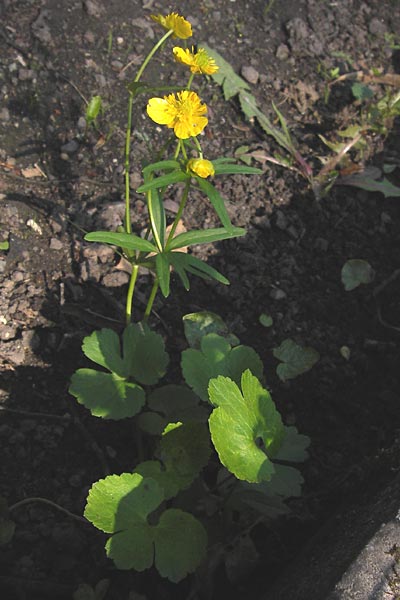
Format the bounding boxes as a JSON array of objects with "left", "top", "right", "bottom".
[
  {"left": 147, "top": 91, "right": 208, "bottom": 139},
  {"left": 151, "top": 13, "right": 192, "bottom": 39},
  {"left": 187, "top": 158, "right": 215, "bottom": 178},
  {"left": 173, "top": 46, "right": 219, "bottom": 75}
]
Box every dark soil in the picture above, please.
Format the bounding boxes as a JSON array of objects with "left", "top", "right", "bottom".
[{"left": 1, "top": 1, "right": 400, "bottom": 599}]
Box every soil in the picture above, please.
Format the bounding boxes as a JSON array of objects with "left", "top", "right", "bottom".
[{"left": 1, "top": 1, "right": 400, "bottom": 599}]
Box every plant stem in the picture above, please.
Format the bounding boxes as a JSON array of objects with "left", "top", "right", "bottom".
[
  {"left": 144, "top": 277, "right": 159, "bottom": 321},
  {"left": 193, "top": 136, "right": 203, "bottom": 158},
  {"left": 9, "top": 497, "right": 87, "bottom": 524},
  {"left": 124, "top": 92, "right": 134, "bottom": 234},
  {"left": 165, "top": 179, "right": 191, "bottom": 247},
  {"left": 125, "top": 264, "right": 139, "bottom": 325},
  {"left": 187, "top": 73, "right": 195, "bottom": 90}
]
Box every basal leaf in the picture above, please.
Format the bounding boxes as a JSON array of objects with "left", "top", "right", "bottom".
[
  {"left": 122, "top": 323, "right": 169, "bottom": 385},
  {"left": 154, "top": 509, "right": 207, "bottom": 583},
  {"left": 183, "top": 311, "right": 239, "bottom": 349},
  {"left": 208, "top": 370, "right": 285, "bottom": 483},
  {"left": 85, "top": 231, "right": 157, "bottom": 253},
  {"left": 141, "top": 384, "right": 207, "bottom": 434},
  {"left": 82, "top": 328, "right": 126, "bottom": 377},
  {"left": 85, "top": 473, "right": 162, "bottom": 571},
  {"left": 273, "top": 339, "right": 320, "bottom": 382},
  {"left": 69, "top": 369, "right": 145, "bottom": 419},
  {"left": 274, "top": 426, "right": 310, "bottom": 462},
  {"left": 182, "top": 334, "right": 263, "bottom": 401},
  {"left": 341, "top": 259, "right": 375, "bottom": 291}
]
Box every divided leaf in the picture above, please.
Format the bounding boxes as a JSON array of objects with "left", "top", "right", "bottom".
[
  {"left": 123, "top": 323, "right": 169, "bottom": 385},
  {"left": 208, "top": 370, "right": 285, "bottom": 483},
  {"left": 85, "top": 473, "right": 207, "bottom": 582},
  {"left": 273, "top": 338, "right": 320, "bottom": 382},
  {"left": 182, "top": 333, "right": 263, "bottom": 401}
]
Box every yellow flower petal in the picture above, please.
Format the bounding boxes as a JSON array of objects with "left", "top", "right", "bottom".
[
  {"left": 187, "top": 158, "right": 215, "bottom": 178},
  {"left": 173, "top": 46, "right": 219, "bottom": 75},
  {"left": 147, "top": 91, "right": 208, "bottom": 139},
  {"left": 151, "top": 12, "right": 192, "bottom": 39}
]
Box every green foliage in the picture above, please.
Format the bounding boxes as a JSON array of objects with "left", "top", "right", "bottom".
[
  {"left": 341, "top": 259, "right": 374, "bottom": 291},
  {"left": 138, "top": 384, "right": 207, "bottom": 435},
  {"left": 183, "top": 311, "right": 239, "bottom": 349},
  {"left": 273, "top": 338, "right": 320, "bottom": 382},
  {"left": 136, "top": 421, "right": 211, "bottom": 499},
  {"left": 259, "top": 313, "right": 273, "bottom": 328},
  {"left": 73, "top": 580, "right": 110, "bottom": 600},
  {"left": 84, "top": 473, "right": 207, "bottom": 582},
  {"left": 182, "top": 333, "right": 264, "bottom": 401},
  {"left": 86, "top": 95, "right": 103, "bottom": 127},
  {"left": 208, "top": 370, "right": 285, "bottom": 482},
  {"left": 69, "top": 324, "right": 168, "bottom": 418},
  {"left": 351, "top": 82, "right": 374, "bottom": 101},
  {"left": 0, "top": 239, "right": 9, "bottom": 251}
]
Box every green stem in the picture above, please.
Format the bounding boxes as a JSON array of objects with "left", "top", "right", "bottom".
[
  {"left": 144, "top": 278, "right": 159, "bottom": 321},
  {"left": 123, "top": 28, "right": 173, "bottom": 235},
  {"left": 193, "top": 136, "right": 203, "bottom": 158},
  {"left": 186, "top": 73, "right": 195, "bottom": 90},
  {"left": 165, "top": 179, "right": 191, "bottom": 248},
  {"left": 125, "top": 265, "right": 139, "bottom": 325},
  {"left": 180, "top": 139, "right": 188, "bottom": 160},
  {"left": 124, "top": 92, "right": 134, "bottom": 234},
  {"left": 9, "top": 497, "right": 87, "bottom": 524}
]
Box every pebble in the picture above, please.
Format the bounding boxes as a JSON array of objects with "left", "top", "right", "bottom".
[
  {"left": 82, "top": 0, "right": 104, "bottom": 17},
  {"left": 0, "top": 107, "right": 10, "bottom": 121},
  {"left": 0, "top": 260, "right": 6, "bottom": 273},
  {"left": 270, "top": 288, "right": 287, "bottom": 300},
  {"left": 12, "top": 270, "right": 24, "bottom": 282},
  {"left": 241, "top": 65, "right": 259, "bottom": 85},
  {"left": 102, "top": 271, "right": 129, "bottom": 287},
  {"left": 276, "top": 44, "right": 290, "bottom": 60},
  {"left": 275, "top": 210, "right": 288, "bottom": 230},
  {"left": 18, "top": 69, "right": 35, "bottom": 81},
  {"left": 77, "top": 116, "right": 86, "bottom": 131},
  {"left": 49, "top": 238, "right": 63, "bottom": 250},
  {"left": 0, "top": 326, "right": 18, "bottom": 340},
  {"left": 369, "top": 17, "right": 386, "bottom": 36},
  {"left": 60, "top": 139, "right": 79, "bottom": 155}
]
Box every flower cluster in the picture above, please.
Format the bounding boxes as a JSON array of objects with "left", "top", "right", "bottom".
[{"left": 148, "top": 13, "right": 218, "bottom": 177}]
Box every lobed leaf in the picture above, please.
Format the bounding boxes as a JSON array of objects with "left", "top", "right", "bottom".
[
  {"left": 123, "top": 322, "right": 169, "bottom": 385},
  {"left": 208, "top": 370, "right": 285, "bottom": 483},
  {"left": 69, "top": 369, "right": 145, "bottom": 419},
  {"left": 273, "top": 338, "right": 320, "bottom": 382},
  {"left": 183, "top": 311, "right": 239, "bottom": 349},
  {"left": 182, "top": 333, "right": 263, "bottom": 401}
]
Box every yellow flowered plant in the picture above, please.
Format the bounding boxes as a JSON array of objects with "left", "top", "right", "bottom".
[
  {"left": 147, "top": 90, "right": 208, "bottom": 139},
  {"left": 173, "top": 46, "right": 219, "bottom": 75},
  {"left": 151, "top": 12, "right": 192, "bottom": 39},
  {"left": 187, "top": 158, "right": 215, "bottom": 178}
]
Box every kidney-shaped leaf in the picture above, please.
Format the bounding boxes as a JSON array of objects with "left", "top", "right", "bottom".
[
  {"left": 341, "top": 259, "right": 374, "bottom": 291},
  {"left": 273, "top": 338, "right": 319, "bottom": 382},
  {"left": 69, "top": 369, "right": 145, "bottom": 419},
  {"left": 208, "top": 370, "right": 285, "bottom": 483},
  {"left": 123, "top": 323, "right": 169, "bottom": 385}
]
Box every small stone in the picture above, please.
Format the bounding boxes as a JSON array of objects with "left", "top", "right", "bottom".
[
  {"left": 18, "top": 69, "right": 34, "bottom": 81},
  {"left": 12, "top": 270, "right": 24, "bottom": 282},
  {"left": 0, "top": 260, "right": 6, "bottom": 273},
  {"left": 83, "top": 30, "right": 95, "bottom": 44},
  {"left": 275, "top": 210, "right": 288, "bottom": 230},
  {"left": 49, "top": 238, "right": 63, "bottom": 250},
  {"left": 314, "top": 237, "right": 329, "bottom": 251},
  {"left": 60, "top": 139, "right": 79, "bottom": 154},
  {"left": 82, "top": 0, "right": 104, "bottom": 17},
  {"left": 102, "top": 271, "right": 129, "bottom": 287},
  {"left": 0, "top": 107, "right": 10, "bottom": 121},
  {"left": 241, "top": 65, "right": 259, "bottom": 85},
  {"left": 0, "top": 326, "right": 18, "bottom": 341},
  {"left": 60, "top": 153, "right": 69, "bottom": 161},
  {"left": 276, "top": 44, "right": 290, "bottom": 60},
  {"left": 77, "top": 116, "right": 87, "bottom": 131},
  {"left": 111, "top": 60, "right": 123, "bottom": 70},
  {"left": 270, "top": 288, "right": 287, "bottom": 300},
  {"left": 369, "top": 17, "right": 386, "bottom": 36}
]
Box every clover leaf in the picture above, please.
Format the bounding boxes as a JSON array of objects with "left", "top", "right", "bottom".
[
  {"left": 69, "top": 323, "right": 168, "bottom": 419},
  {"left": 84, "top": 473, "right": 207, "bottom": 582},
  {"left": 182, "top": 333, "right": 263, "bottom": 401},
  {"left": 273, "top": 338, "right": 319, "bottom": 382},
  {"left": 208, "top": 370, "right": 285, "bottom": 483}
]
